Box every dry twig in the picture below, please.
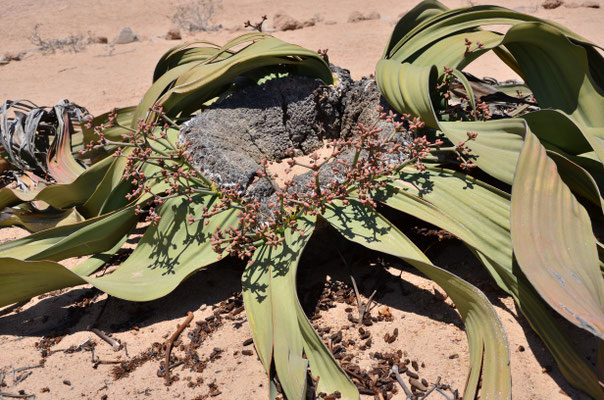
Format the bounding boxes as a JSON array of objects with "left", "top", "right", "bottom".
[
  {"left": 0, "top": 390, "right": 35, "bottom": 399},
  {"left": 164, "top": 311, "right": 194, "bottom": 385},
  {"left": 12, "top": 371, "right": 32, "bottom": 386},
  {"left": 392, "top": 364, "right": 413, "bottom": 400},
  {"left": 90, "top": 328, "right": 121, "bottom": 351}
]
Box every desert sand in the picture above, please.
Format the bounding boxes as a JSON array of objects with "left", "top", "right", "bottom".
[{"left": 0, "top": 0, "right": 602, "bottom": 399}]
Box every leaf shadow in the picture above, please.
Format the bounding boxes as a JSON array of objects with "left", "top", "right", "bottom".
[
  {"left": 141, "top": 195, "right": 219, "bottom": 277},
  {"left": 0, "top": 257, "right": 246, "bottom": 338},
  {"left": 240, "top": 228, "right": 306, "bottom": 305}
]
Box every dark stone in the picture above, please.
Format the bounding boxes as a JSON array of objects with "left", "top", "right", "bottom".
[
  {"left": 272, "top": 13, "right": 304, "bottom": 31},
  {"left": 542, "top": 0, "right": 563, "bottom": 9},
  {"left": 166, "top": 29, "right": 182, "bottom": 40},
  {"left": 115, "top": 27, "right": 137, "bottom": 44}
]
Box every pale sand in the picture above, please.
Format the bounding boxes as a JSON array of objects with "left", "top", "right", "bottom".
[{"left": 0, "top": 0, "right": 602, "bottom": 399}]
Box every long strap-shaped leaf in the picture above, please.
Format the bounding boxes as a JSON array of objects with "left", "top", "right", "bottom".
[
  {"left": 0, "top": 149, "right": 175, "bottom": 262},
  {"left": 0, "top": 195, "right": 237, "bottom": 307},
  {"left": 153, "top": 36, "right": 333, "bottom": 121},
  {"left": 45, "top": 105, "right": 86, "bottom": 184},
  {"left": 110, "top": 34, "right": 334, "bottom": 128},
  {"left": 377, "top": 56, "right": 528, "bottom": 184},
  {"left": 374, "top": 167, "right": 604, "bottom": 398},
  {"left": 0, "top": 206, "right": 84, "bottom": 233},
  {"left": 152, "top": 40, "right": 223, "bottom": 81},
  {"left": 503, "top": 24, "right": 604, "bottom": 148},
  {"left": 377, "top": 9, "right": 604, "bottom": 396},
  {"left": 511, "top": 131, "right": 604, "bottom": 338},
  {"left": 151, "top": 33, "right": 268, "bottom": 80},
  {"left": 243, "top": 225, "right": 310, "bottom": 399},
  {"left": 83, "top": 196, "right": 237, "bottom": 301},
  {"left": 81, "top": 106, "right": 136, "bottom": 145},
  {"left": 547, "top": 150, "right": 604, "bottom": 209},
  {"left": 0, "top": 203, "right": 139, "bottom": 262},
  {"left": 80, "top": 156, "right": 130, "bottom": 217},
  {"left": 322, "top": 199, "right": 511, "bottom": 400},
  {"left": 378, "top": 167, "right": 512, "bottom": 281},
  {"left": 82, "top": 127, "right": 179, "bottom": 217},
  {"left": 0, "top": 150, "right": 114, "bottom": 211},
  {"left": 243, "top": 218, "right": 359, "bottom": 400},
  {"left": 383, "top": 0, "right": 448, "bottom": 59},
  {"left": 384, "top": 2, "right": 593, "bottom": 63},
  {"left": 377, "top": 3, "right": 604, "bottom": 185}
]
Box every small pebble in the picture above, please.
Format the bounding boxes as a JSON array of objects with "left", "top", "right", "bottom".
[{"left": 409, "top": 377, "right": 428, "bottom": 391}]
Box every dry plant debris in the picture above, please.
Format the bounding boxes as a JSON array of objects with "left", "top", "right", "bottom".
[{"left": 171, "top": 0, "right": 223, "bottom": 32}]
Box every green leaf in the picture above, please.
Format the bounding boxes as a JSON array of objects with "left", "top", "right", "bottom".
[
  {"left": 243, "top": 223, "right": 312, "bottom": 399},
  {"left": 71, "top": 235, "right": 129, "bottom": 276},
  {"left": 382, "top": 0, "right": 448, "bottom": 59},
  {"left": 243, "top": 218, "right": 359, "bottom": 400},
  {"left": 384, "top": 3, "right": 592, "bottom": 64},
  {"left": 322, "top": 199, "right": 511, "bottom": 400},
  {"left": 0, "top": 204, "right": 139, "bottom": 262},
  {"left": 132, "top": 34, "right": 333, "bottom": 125},
  {"left": 0, "top": 195, "right": 238, "bottom": 307},
  {"left": 152, "top": 39, "right": 223, "bottom": 81},
  {"left": 149, "top": 33, "right": 333, "bottom": 123},
  {"left": 439, "top": 118, "right": 526, "bottom": 184},
  {"left": 82, "top": 106, "right": 136, "bottom": 144},
  {"left": 0, "top": 258, "right": 87, "bottom": 306},
  {"left": 546, "top": 150, "right": 603, "bottom": 209},
  {"left": 522, "top": 110, "right": 592, "bottom": 156},
  {"left": 374, "top": 166, "right": 604, "bottom": 398},
  {"left": 376, "top": 60, "right": 439, "bottom": 128},
  {"left": 511, "top": 131, "right": 604, "bottom": 338},
  {"left": 80, "top": 156, "right": 129, "bottom": 217},
  {"left": 376, "top": 10, "right": 604, "bottom": 395},
  {"left": 84, "top": 195, "right": 238, "bottom": 301},
  {"left": 0, "top": 154, "right": 114, "bottom": 211},
  {"left": 502, "top": 23, "right": 604, "bottom": 162},
  {"left": 378, "top": 2, "right": 604, "bottom": 186},
  {"left": 0, "top": 206, "right": 85, "bottom": 232},
  {"left": 376, "top": 60, "right": 526, "bottom": 185},
  {"left": 413, "top": 30, "right": 504, "bottom": 73},
  {"left": 376, "top": 167, "right": 512, "bottom": 285},
  {"left": 81, "top": 127, "right": 179, "bottom": 217}
]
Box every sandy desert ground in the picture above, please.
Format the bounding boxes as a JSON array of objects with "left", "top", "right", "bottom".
[{"left": 0, "top": 0, "right": 603, "bottom": 399}]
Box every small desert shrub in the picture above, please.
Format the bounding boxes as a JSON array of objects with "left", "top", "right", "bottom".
[
  {"left": 29, "top": 24, "right": 88, "bottom": 54},
  {"left": 171, "top": 0, "right": 222, "bottom": 32}
]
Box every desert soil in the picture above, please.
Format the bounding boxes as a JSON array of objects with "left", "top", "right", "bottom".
[{"left": 0, "top": 0, "right": 602, "bottom": 399}]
